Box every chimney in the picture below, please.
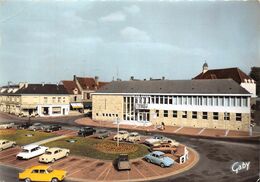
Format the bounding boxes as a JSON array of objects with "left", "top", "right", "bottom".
[
  {"left": 150, "top": 77, "right": 152, "bottom": 80},
  {"left": 162, "top": 76, "right": 165, "bottom": 80},
  {"left": 95, "top": 76, "right": 99, "bottom": 86},
  {"left": 19, "top": 82, "right": 24, "bottom": 89},
  {"left": 130, "top": 76, "right": 134, "bottom": 81},
  {"left": 202, "top": 62, "right": 208, "bottom": 73},
  {"left": 24, "top": 82, "right": 28, "bottom": 88},
  {"left": 73, "top": 75, "right": 77, "bottom": 81},
  {"left": 42, "top": 82, "right": 45, "bottom": 86}
]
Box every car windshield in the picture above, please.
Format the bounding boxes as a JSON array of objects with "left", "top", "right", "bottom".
[
  {"left": 45, "top": 151, "right": 52, "bottom": 155},
  {"left": 47, "top": 167, "right": 53, "bottom": 173},
  {"left": 34, "top": 123, "right": 41, "bottom": 126},
  {"left": 99, "top": 130, "right": 106, "bottom": 133},
  {"left": 130, "top": 134, "right": 136, "bottom": 137},
  {"left": 158, "top": 154, "right": 164, "bottom": 158},
  {"left": 22, "top": 149, "right": 29, "bottom": 153},
  {"left": 119, "top": 131, "right": 126, "bottom": 134}
]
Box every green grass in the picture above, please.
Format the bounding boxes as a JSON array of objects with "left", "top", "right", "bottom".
[
  {"left": 45, "top": 137, "right": 149, "bottom": 160},
  {"left": 0, "top": 130, "right": 56, "bottom": 146}
]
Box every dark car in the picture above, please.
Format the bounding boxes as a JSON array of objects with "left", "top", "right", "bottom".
[
  {"left": 116, "top": 154, "right": 131, "bottom": 171},
  {"left": 78, "top": 127, "right": 96, "bottom": 137},
  {"left": 43, "top": 125, "right": 62, "bottom": 132},
  {"left": 17, "top": 122, "right": 33, "bottom": 130}
]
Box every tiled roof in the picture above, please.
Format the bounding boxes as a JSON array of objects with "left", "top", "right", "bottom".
[
  {"left": 62, "top": 80, "right": 81, "bottom": 94},
  {"left": 15, "top": 84, "right": 68, "bottom": 95},
  {"left": 95, "top": 79, "right": 250, "bottom": 95},
  {"left": 98, "top": 81, "right": 109, "bottom": 88},
  {"left": 193, "top": 68, "right": 253, "bottom": 84},
  {"left": 76, "top": 77, "right": 97, "bottom": 90}
]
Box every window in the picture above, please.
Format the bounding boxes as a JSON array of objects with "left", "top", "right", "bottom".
[
  {"left": 224, "top": 112, "right": 230, "bottom": 120},
  {"left": 173, "top": 110, "right": 177, "bottom": 118},
  {"left": 156, "top": 110, "right": 159, "bottom": 117},
  {"left": 164, "top": 110, "right": 168, "bottom": 117},
  {"left": 183, "top": 97, "right": 187, "bottom": 105},
  {"left": 44, "top": 97, "right": 48, "bottom": 103},
  {"left": 213, "top": 97, "right": 218, "bottom": 106},
  {"left": 198, "top": 97, "right": 202, "bottom": 106},
  {"left": 209, "top": 97, "right": 213, "bottom": 106},
  {"left": 102, "top": 113, "right": 105, "bottom": 116},
  {"left": 156, "top": 96, "right": 159, "bottom": 104},
  {"left": 213, "top": 112, "right": 218, "bottom": 120},
  {"left": 219, "top": 97, "right": 224, "bottom": 106},
  {"left": 182, "top": 111, "right": 187, "bottom": 118},
  {"left": 231, "top": 97, "right": 235, "bottom": 106},
  {"left": 203, "top": 97, "right": 207, "bottom": 105},
  {"left": 192, "top": 111, "right": 197, "bottom": 119},
  {"left": 58, "top": 97, "right": 61, "bottom": 103},
  {"left": 242, "top": 97, "right": 248, "bottom": 107},
  {"left": 192, "top": 96, "right": 197, "bottom": 105},
  {"left": 115, "top": 114, "right": 118, "bottom": 117},
  {"left": 96, "top": 113, "right": 99, "bottom": 116},
  {"left": 52, "top": 97, "right": 56, "bottom": 103},
  {"left": 164, "top": 96, "right": 168, "bottom": 104},
  {"left": 188, "top": 96, "right": 192, "bottom": 105},
  {"left": 236, "top": 113, "right": 242, "bottom": 121},
  {"left": 225, "top": 97, "right": 230, "bottom": 107},
  {"left": 160, "top": 96, "right": 163, "bottom": 104},
  {"left": 151, "top": 96, "right": 154, "bottom": 104},
  {"left": 202, "top": 112, "right": 208, "bottom": 119},
  {"left": 237, "top": 97, "right": 241, "bottom": 107},
  {"left": 173, "top": 96, "right": 177, "bottom": 105},
  {"left": 109, "top": 114, "right": 111, "bottom": 117}
]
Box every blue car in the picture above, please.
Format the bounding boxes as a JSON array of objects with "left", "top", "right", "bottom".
[{"left": 144, "top": 151, "right": 174, "bottom": 168}]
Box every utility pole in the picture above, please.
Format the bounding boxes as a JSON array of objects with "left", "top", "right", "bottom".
[{"left": 117, "top": 117, "right": 120, "bottom": 147}]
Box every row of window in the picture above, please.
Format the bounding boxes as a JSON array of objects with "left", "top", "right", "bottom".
[
  {"left": 157, "top": 110, "right": 242, "bottom": 121},
  {"left": 134, "top": 95, "right": 248, "bottom": 107},
  {"left": 43, "top": 97, "right": 66, "bottom": 104},
  {"left": 0, "top": 96, "right": 20, "bottom": 102},
  {"left": 96, "top": 113, "right": 119, "bottom": 117}
]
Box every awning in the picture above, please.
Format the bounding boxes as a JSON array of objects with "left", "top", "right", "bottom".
[
  {"left": 71, "top": 103, "right": 83, "bottom": 109},
  {"left": 21, "top": 105, "right": 37, "bottom": 109}
]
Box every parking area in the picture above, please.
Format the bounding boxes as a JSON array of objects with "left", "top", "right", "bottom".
[{"left": 0, "top": 146, "right": 198, "bottom": 181}]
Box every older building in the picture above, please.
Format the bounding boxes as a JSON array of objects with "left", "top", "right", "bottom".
[
  {"left": 0, "top": 83, "right": 70, "bottom": 117},
  {"left": 62, "top": 75, "right": 109, "bottom": 112},
  {"left": 193, "top": 63, "right": 257, "bottom": 97},
  {"left": 92, "top": 79, "right": 252, "bottom": 132}
]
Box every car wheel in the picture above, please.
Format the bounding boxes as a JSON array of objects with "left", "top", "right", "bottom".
[
  {"left": 0, "top": 148, "right": 3, "bottom": 151},
  {"left": 51, "top": 178, "right": 59, "bottom": 182},
  {"left": 160, "top": 163, "right": 165, "bottom": 168},
  {"left": 51, "top": 158, "right": 55, "bottom": 163},
  {"left": 66, "top": 152, "right": 69, "bottom": 157},
  {"left": 12, "top": 144, "right": 16, "bottom": 148},
  {"left": 24, "top": 178, "right": 31, "bottom": 182},
  {"left": 147, "top": 159, "right": 151, "bottom": 163}
]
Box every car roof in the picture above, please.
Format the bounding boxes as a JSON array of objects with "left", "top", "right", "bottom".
[
  {"left": 46, "top": 147, "right": 62, "bottom": 152},
  {"left": 0, "top": 139, "right": 8, "bottom": 142},
  {"left": 152, "top": 151, "right": 165, "bottom": 155},
  {"left": 130, "top": 132, "right": 139, "bottom": 135},
  {"left": 30, "top": 165, "right": 49, "bottom": 170},
  {"left": 22, "top": 144, "right": 39, "bottom": 150}
]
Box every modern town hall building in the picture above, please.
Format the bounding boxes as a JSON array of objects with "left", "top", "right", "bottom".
[{"left": 92, "top": 79, "right": 252, "bottom": 132}]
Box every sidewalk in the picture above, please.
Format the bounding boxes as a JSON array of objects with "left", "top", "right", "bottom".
[{"left": 75, "top": 118, "right": 260, "bottom": 142}]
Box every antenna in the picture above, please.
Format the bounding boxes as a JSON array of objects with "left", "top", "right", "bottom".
[{"left": 116, "top": 66, "right": 119, "bottom": 80}]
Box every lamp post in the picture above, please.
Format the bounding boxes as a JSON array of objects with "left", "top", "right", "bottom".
[{"left": 116, "top": 117, "right": 120, "bottom": 147}]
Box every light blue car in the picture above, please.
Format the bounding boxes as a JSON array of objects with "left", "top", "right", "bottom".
[{"left": 144, "top": 151, "right": 174, "bottom": 168}]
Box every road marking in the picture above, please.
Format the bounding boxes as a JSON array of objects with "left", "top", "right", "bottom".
[
  {"left": 174, "top": 126, "right": 183, "bottom": 133},
  {"left": 49, "top": 156, "right": 72, "bottom": 167},
  {"left": 0, "top": 150, "right": 20, "bottom": 160},
  {"left": 198, "top": 128, "right": 205, "bottom": 135},
  {"left": 96, "top": 163, "right": 112, "bottom": 180},
  {"left": 133, "top": 164, "right": 146, "bottom": 179},
  {"left": 61, "top": 158, "right": 85, "bottom": 170},
  {"left": 225, "top": 130, "right": 229, "bottom": 136},
  {"left": 67, "top": 160, "right": 100, "bottom": 177},
  {"left": 140, "top": 160, "right": 160, "bottom": 176},
  {"left": 103, "top": 165, "right": 112, "bottom": 180}
]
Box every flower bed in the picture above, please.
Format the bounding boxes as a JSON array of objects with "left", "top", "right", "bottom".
[{"left": 95, "top": 142, "right": 138, "bottom": 154}]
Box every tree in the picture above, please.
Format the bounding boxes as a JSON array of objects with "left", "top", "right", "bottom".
[{"left": 250, "top": 67, "right": 260, "bottom": 96}]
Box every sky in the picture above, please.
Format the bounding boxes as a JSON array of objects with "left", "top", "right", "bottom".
[{"left": 0, "top": 0, "right": 259, "bottom": 85}]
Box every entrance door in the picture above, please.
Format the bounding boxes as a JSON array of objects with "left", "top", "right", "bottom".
[{"left": 63, "top": 108, "right": 65, "bottom": 115}]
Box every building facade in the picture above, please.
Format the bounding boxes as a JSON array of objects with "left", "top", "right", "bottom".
[
  {"left": 0, "top": 83, "right": 70, "bottom": 117},
  {"left": 92, "top": 79, "right": 252, "bottom": 132}
]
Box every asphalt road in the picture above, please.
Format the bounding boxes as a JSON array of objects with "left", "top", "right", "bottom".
[{"left": 0, "top": 113, "right": 259, "bottom": 182}]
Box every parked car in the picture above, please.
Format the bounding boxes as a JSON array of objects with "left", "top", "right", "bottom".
[
  {"left": 95, "top": 129, "right": 109, "bottom": 139},
  {"left": 144, "top": 151, "right": 174, "bottom": 168},
  {"left": 113, "top": 130, "right": 129, "bottom": 141},
  {"left": 116, "top": 154, "right": 131, "bottom": 171},
  {"left": 16, "top": 145, "right": 48, "bottom": 160},
  {"left": 0, "top": 122, "right": 14, "bottom": 129},
  {"left": 160, "top": 138, "right": 179, "bottom": 147},
  {"left": 78, "top": 127, "right": 96, "bottom": 137},
  {"left": 18, "top": 165, "right": 66, "bottom": 182},
  {"left": 0, "top": 140, "right": 16, "bottom": 151},
  {"left": 43, "top": 125, "right": 62, "bottom": 132},
  {"left": 17, "top": 122, "right": 33, "bottom": 130},
  {"left": 151, "top": 143, "right": 177, "bottom": 154},
  {"left": 127, "top": 132, "right": 141, "bottom": 143},
  {"left": 144, "top": 135, "right": 165, "bottom": 146},
  {"left": 39, "top": 147, "right": 70, "bottom": 163},
  {"left": 28, "top": 123, "right": 44, "bottom": 131}
]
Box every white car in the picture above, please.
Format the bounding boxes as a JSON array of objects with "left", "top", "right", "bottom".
[
  {"left": 16, "top": 145, "right": 48, "bottom": 160},
  {"left": 0, "top": 140, "right": 16, "bottom": 151},
  {"left": 39, "top": 147, "right": 70, "bottom": 163},
  {"left": 113, "top": 130, "right": 129, "bottom": 141},
  {"left": 0, "top": 123, "right": 15, "bottom": 129},
  {"left": 144, "top": 135, "right": 165, "bottom": 147},
  {"left": 127, "top": 132, "right": 141, "bottom": 143}
]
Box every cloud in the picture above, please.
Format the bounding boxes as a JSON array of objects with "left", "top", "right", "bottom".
[
  {"left": 123, "top": 5, "right": 140, "bottom": 15},
  {"left": 99, "top": 11, "right": 126, "bottom": 22},
  {"left": 120, "top": 27, "right": 151, "bottom": 42}
]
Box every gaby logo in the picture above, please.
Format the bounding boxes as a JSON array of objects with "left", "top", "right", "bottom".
[{"left": 231, "top": 161, "right": 250, "bottom": 174}]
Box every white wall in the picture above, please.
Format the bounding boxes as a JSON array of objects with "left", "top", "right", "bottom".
[{"left": 240, "top": 83, "right": 256, "bottom": 98}]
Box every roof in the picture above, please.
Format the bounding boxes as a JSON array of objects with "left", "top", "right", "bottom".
[
  {"left": 94, "top": 79, "right": 250, "bottom": 95},
  {"left": 62, "top": 80, "right": 81, "bottom": 94},
  {"left": 76, "top": 77, "right": 97, "bottom": 90},
  {"left": 152, "top": 151, "right": 165, "bottom": 155},
  {"left": 15, "top": 84, "right": 68, "bottom": 95},
  {"left": 22, "top": 144, "right": 39, "bottom": 150},
  {"left": 29, "top": 165, "right": 49, "bottom": 170},
  {"left": 46, "top": 147, "right": 62, "bottom": 152},
  {"left": 193, "top": 67, "right": 254, "bottom": 84}
]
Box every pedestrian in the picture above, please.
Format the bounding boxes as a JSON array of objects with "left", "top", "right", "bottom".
[{"left": 162, "top": 122, "right": 165, "bottom": 130}]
